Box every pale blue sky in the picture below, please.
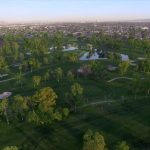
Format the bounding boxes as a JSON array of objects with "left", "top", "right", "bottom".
[{"left": 0, "top": 0, "right": 150, "bottom": 22}]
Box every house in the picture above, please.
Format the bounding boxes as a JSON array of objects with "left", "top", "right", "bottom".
[{"left": 79, "top": 50, "right": 107, "bottom": 61}]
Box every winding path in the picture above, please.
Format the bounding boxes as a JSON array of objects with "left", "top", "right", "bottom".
[
  {"left": 78, "top": 100, "right": 115, "bottom": 109},
  {"left": 107, "top": 77, "right": 134, "bottom": 83}
]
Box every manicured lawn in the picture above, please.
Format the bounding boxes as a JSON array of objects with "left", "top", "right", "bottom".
[
  {"left": 0, "top": 52, "right": 150, "bottom": 150},
  {"left": 0, "top": 100, "right": 150, "bottom": 150}
]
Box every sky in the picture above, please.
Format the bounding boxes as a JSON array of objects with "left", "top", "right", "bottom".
[{"left": 0, "top": 0, "right": 150, "bottom": 23}]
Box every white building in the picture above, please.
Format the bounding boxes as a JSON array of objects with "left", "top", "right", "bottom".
[{"left": 120, "top": 54, "right": 129, "bottom": 61}]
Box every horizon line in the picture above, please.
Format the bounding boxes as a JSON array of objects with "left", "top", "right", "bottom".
[{"left": 1, "top": 18, "right": 150, "bottom": 25}]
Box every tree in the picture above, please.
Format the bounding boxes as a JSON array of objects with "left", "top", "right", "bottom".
[
  {"left": 67, "top": 70, "right": 74, "bottom": 82},
  {"left": 53, "top": 32, "right": 64, "bottom": 61},
  {"left": 43, "top": 57, "right": 49, "bottom": 65},
  {"left": 113, "top": 53, "right": 121, "bottom": 64},
  {"left": 62, "top": 108, "right": 69, "bottom": 118},
  {"left": 33, "top": 87, "right": 57, "bottom": 113},
  {"left": 16, "top": 72, "right": 24, "bottom": 88},
  {"left": 43, "top": 70, "right": 50, "bottom": 83},
  {"left": 31, "top": 87, "right": 58, "bottom": 124},
  {"left": 2, "top": 146, "right": 18, "bottom": 150},
  {"left": 53, "top": 111, "right": 62, "bottom": 121},
  {"left": 28, "top": 87, "right": 69, "bottom": 124},
  {"left": 86, "top": 44, "right": 93, "bottom": 53},
  {"left": 32, "top": 76, "right": 41, "bottom": 87},
  {"left": 108, "top": 52, "right": 114, "bottom": 61},
  {"left": 29, "top": 58, "right": 41, "bottom": 72},
  {"left": 0, "top": 56, "right": 8, "bottom": 74},
  {"left": 137, "top": 59, "right": 150, "bottom": 73},
  {"left": 67, "top": 53, "right": 78, "bottom": 63},
  {"left": 83, "top": 129, "right": 106, "bottom": 150},
  {"left": 12, "top": 95, "right": 28, "bottom": 120},
  {"left": 54, "top": 32, "right": 63, "bottom": 51},
  {"left": 119, "top": 61, "right": 130, "bottom": 76},
  {"left": 90, "top": 61, "right": 106, "bottom": 79},
  {"left": 27, "top": 110, "right": 40, "bottom": 124},
  {"left": 54, "top": 67, "right": 63, "bottom": 83},
  {"left": 11, "top": 41, "right": 19, "bottom": 61},
  {"left": 71, "top": 83, "right": 83, "bottom": 111},
  {"left": 115, "top": 141, "right": 130, "bottom": 150},
  {"left": 28, "top": 58, "right": 35, "bottom": 72},
  {"left": 0, "top": 99, "right": 9, "bottom": 125},
  {"left": 71, "top": 83, "right": 83, "bottom": 98}
]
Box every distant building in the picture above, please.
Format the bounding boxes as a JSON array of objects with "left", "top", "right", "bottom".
[
  {"left": 63, "top": 46, "right": 78, "bottom": 52},
  {"left": 120, "top": 54, "right": 129, "bottom": 61}
]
